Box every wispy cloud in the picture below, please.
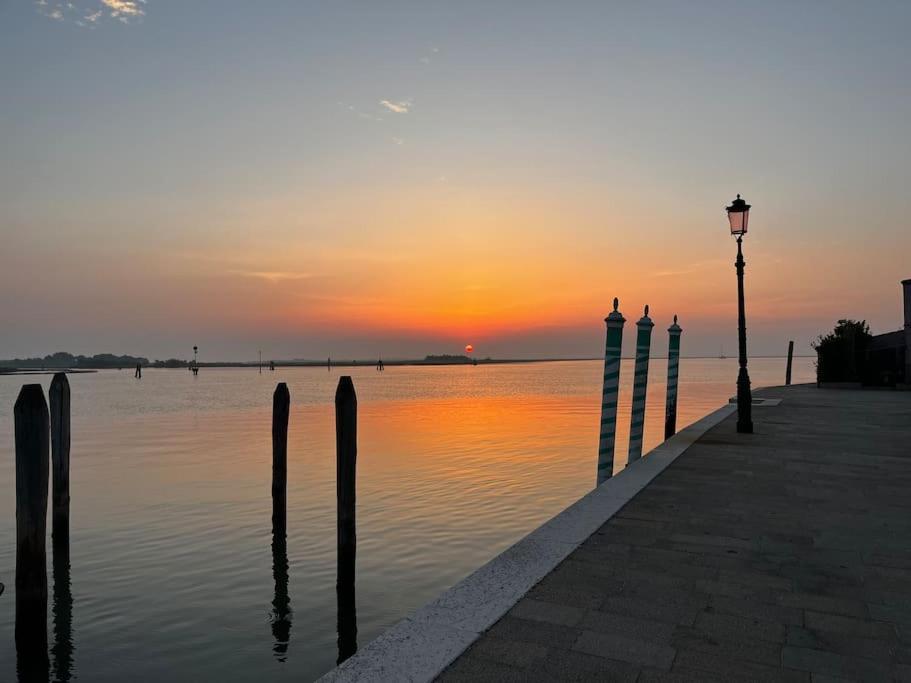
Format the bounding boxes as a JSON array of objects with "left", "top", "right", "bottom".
[
  {"left": 102, "top": 0, "right": 144, "bottom": 17},
  {"left": 231, "top": 270, "right": 315, "bottom": 284},
  {"left": 419, "top": 46, "right": 440, "bottom": 64},
  {"left": 652, "top": 259, "right": 726, "bottom": 278},
  {"left": 380, "top": 98, "right": 412, "bottom": 114}
]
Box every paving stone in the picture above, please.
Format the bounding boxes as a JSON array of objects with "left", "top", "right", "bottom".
[
  {"left": 572, "top": 630, "right": 675, "bottom": 669},
  {"left": 468, "top": 635, "right": 550, "bottom": 669},
  {"left": 486, "top": 616, "right": 580, "bottom": 650},
  {"left": 709, "top": 594, "right": 804, "bottom": 626},
  {"left": 437, "top": 655, "right": 529, "bottom": 682},
  {"left": 510, "top": 599, "right": 585, "bottom": 627},
  {"left": 694, "top": 610, "right": 786, "bottom": 643},
  {"left": 672, "top": 625, "right": 782, "bottom": 667},
  {"left": 598, "top": 594, "right": 704, "bottom": 626},
  {"left": 578, "top": 609, "right": 676, "bottom": 643},
  {"left": 776, "top": 592, "right": 867, "bottom": 618},
  {"left": 804, "top": 610, "right": 897, "bottom": 639},
  {"left": 540, "top": 649, "right": 641, "bottom": 682},
  {"left": 672, "top": 648, "right": 807, "bottom": 682},
  {"left": 787, "top": 625, "right": 896, "bottom": 662},
  {"left": 781, "top": 645, "right": 846, "bottom": 676}
]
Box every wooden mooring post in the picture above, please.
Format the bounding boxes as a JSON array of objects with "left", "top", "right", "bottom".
[
  {"left": 14, "top": 384, "right": 51, "bottom": 679},
  {"left": 664, "top": 316, "right": 682, "bottom": 440},
  {"left": 786, "top": 340, "right": 794, "bottom": 386},
  {"left": 270, "top": 382, "right": 292, "bottom": 659},
  {"left": 335, "top": 376, "right": 358, "bottom": 664},
  {"left": 50, "top": 373, "right": 71, "bottom": 548},
  {"left": 627, "top": 306, "right": 654, "bottom": 465},
  {"left": 597, "top": 298, "right": 625, "bottom": 485},
  {"left": 272, "top": 383, "right": 290, "bottom": 530}
]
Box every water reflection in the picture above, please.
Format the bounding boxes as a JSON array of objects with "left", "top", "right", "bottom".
[
  {"left": 270, "top": 478, "right": 292, "bottom": 660},
  {"left": 16, "top": 578, "right": 48, "bottom": 682},
  {"left": 50, "top": 537, "right": 74, "bottom": 683},
  {"left": 270, "top": 524, "right": 292, "bottom": 661},
  {"left": 336, "top": 546, "right": 357, "bottom": 665}
]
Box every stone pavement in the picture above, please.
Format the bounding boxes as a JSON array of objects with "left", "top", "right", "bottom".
[{"left": 438, "top": 385, "right": 911, "bottom": 682}]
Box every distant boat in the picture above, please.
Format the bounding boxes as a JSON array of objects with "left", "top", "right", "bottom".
[{"left": 719, "top": 346, "right": 727, "bottom": 359}]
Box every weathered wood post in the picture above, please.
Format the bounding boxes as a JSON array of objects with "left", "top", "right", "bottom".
[
  {"left": 272, "top": 383, "right": 290, "bottom": 531},
  {"left": 335, "top": 376, "right": 358, "bottom": 664},
  {"left": 50, "top": 373, "right": 71, "bottom": 548},
  {"left": 786, "top": 340, "right": 794, "bottom": 386},
  {"left": 664, "top": 315, "right": 682, "bottom": 440},
  {"left": 597, "top": 298, "right": 626, "bottom": 485},
  {"left": 270, "top": 382, "right": 292, "bottom": 659},
  {"left": 627, "top": 305, "right": 654, "bottom": 465},
  {"left": 15, "top": 384, "right": 50, "bottom": 679}
]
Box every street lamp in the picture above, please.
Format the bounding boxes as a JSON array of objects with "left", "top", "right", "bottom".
[{"left": 726, "top": 194, "right": 753, "bottom": 434}]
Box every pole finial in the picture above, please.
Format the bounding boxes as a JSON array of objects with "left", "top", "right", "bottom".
[
  {"left": 644, "top": 304, "right": 649, "bottom": 316},
  {"left": 613, "top": 297, "right": 618, "bottom": 312},
  {"left": 673, "top": 314, "right": 677, "bottom": 324}
]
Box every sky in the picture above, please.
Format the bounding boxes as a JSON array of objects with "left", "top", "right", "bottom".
[{"left": 2, "top": 0, "right": 910, "bottom": 361}]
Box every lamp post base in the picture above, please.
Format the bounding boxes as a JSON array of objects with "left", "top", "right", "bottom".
[{"left": 736, "top": 367, "right": 753, "bottom": 434}]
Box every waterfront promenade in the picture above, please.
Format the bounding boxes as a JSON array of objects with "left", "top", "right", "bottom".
[{"left": 439, "top": 385, "right": 911, "bottom": 681}]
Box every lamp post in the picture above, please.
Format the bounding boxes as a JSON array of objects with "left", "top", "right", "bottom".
[{"left": 726, "top": 194, "right": 753, "bottom": 434}]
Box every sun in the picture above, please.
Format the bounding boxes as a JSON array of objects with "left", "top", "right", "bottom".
[{"left": 465, "top": 344, "right": 473, "bottom": 354}]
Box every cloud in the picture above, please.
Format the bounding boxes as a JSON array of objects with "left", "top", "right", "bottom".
[
  {"left": 101, "top": 0, "right": 144, "bottom": 17},
  {"left": 231, "top": 270, "right": 315, "bottom": 284},
  {"left": 391, "top": 137, "right": 404, "bottom": 145},
  {"left": 35, "top": 0, "right": 146, "bottom": 26},
  {"left": 651, "top": 259, "right": 726, "bottom": 278},
  {"left": 380, "top": 99, "right": 412, "bottom": 114}
]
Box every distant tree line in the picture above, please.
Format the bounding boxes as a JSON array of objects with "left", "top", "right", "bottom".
[{"left": 0, "top": 352, "right": 152, "bottom": 369}]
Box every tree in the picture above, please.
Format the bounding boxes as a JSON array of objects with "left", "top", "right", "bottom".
[{"left": 812, "top": 319, "right": 871, "bottom": 383}]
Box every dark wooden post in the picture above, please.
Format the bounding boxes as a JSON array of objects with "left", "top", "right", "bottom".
[
  {"left": 272, "top": 383, "right": 290, "bottom": 530},
  {"left": 785, "top": 340, "right": 794, "bottom": 386},
  {"left": 50, "top": 373, "right": 71, "bottom": 548},
  {"left": 335, "top": 376, "right": 358, "bottom": 663},
  {"left": 15, "top": 384, "right": 50, "bottom": 679},
  {"left": 270, "top": 382, "right": 292, "bottom": 659}
]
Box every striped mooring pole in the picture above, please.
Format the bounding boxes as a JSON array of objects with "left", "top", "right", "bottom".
[
  {"left": 597, "top": 298, "right": 625, "bottom": 485},
  {"left": 664, "top": 315, "right": 682, "bottom": 440},
  {"left": 627, "top": 305, "right": 654, "bottom": 465}
]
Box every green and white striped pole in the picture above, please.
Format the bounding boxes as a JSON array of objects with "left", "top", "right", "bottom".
[
  {"left": 664, "top": 315, "right": 682, "bottom": 440},
  {"left": 597, "top": 298, "right": 625, "bottom": 485},
  {"left": 627, "top": 305, "right": 654, "bottom": 465}
]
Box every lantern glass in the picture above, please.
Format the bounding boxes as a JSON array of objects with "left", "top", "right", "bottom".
[
  {"left": 726, "top": 194, "right": 750, "bottom": 236},
  {"left": 728, "top": 209, "right": 748, "bottom": 235}
]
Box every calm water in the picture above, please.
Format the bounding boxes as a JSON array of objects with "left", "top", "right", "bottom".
[{"left": 0, "top": 358, "right": 814, "bottom": 681}]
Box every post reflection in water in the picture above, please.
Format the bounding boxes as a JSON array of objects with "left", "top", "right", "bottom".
[
  {"left": 15, "top": 585, "right": 48, "bottom": 682},
  {"left": 335, "top": 556, "right": 357, "bottom": 666},
  {"left": 270, "top": 480, "right": 292, "bottom": 660},
  {"left": 50, "top": 536, "right": 74, "bottom": 683}
]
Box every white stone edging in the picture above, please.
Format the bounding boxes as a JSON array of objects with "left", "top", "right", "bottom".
[{"left": 318, "top": 402, "right": 737, "bottom": 682}]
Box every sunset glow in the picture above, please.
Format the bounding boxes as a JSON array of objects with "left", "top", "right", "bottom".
[{"left": 2, "top": 3, "right": 909, "bottom": 361}]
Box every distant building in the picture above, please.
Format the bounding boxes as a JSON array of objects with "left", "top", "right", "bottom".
[{"left": 868, "top": 279, "right": 911, "bottom": 386}]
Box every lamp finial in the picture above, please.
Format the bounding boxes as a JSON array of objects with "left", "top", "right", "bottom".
[
  {"left": 613, "top": 297, "right": 618, "bottom": 311},
  {"left": 644, "top": 304, "right": 649, "bottom": 316}
]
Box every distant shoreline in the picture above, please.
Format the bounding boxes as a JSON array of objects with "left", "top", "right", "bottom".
[{"left": 0, "top": 355, "right": 814, "bottom": 374}]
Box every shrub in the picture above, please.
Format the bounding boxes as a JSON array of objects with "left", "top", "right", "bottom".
[{"left": 812, "top": 319, "right": 871, "bottom": 383}]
